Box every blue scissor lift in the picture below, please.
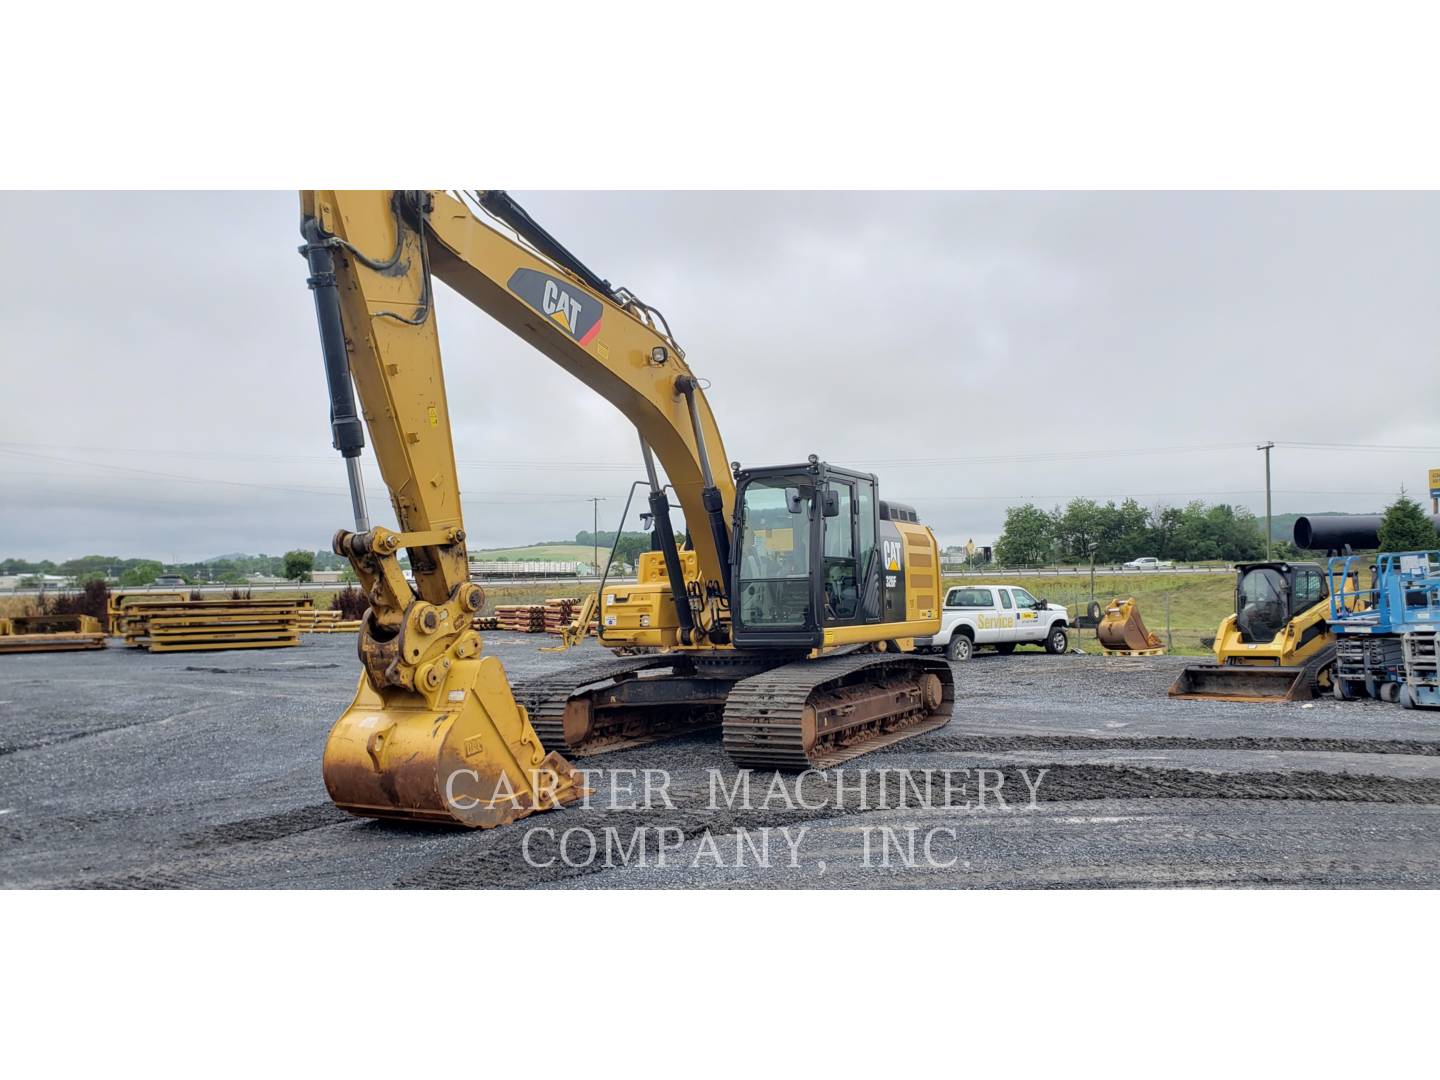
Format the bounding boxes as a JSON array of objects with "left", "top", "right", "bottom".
[{"left": 1327, "top": 551, "right": 1440, "bottom": 705}]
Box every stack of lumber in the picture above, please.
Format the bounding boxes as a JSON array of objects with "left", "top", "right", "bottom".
[
  {"left": 543, "top": 597, "right": 580, "bottom": 634},
  {"left": 472, "top": 615, "right": 500, "bottom": 631},
  {"left": 0, "top": 614, "right": 107, "bottom": 654},
  {"left": 119, "top": 598, "right": 301, "bottom": 653},
  {"left": 495, "top": 604, "right": 547, "bottom": 632},
  {"left": 297, "top": 608, "right": 363, "bottom": 634}
]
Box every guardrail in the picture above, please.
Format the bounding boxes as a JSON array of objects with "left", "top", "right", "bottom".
[{"left": 939, "top": 564, "right": 1234, "bottom": 578}]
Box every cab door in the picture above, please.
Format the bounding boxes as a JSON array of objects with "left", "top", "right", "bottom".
[
  {"left": 994, "top": 587, "right": 1020, "bottom": 641},
  {"left": 1008, "top": 585, "right": 1044, "bottom": 642},
  {"left": 821, "top": 478, "right": 861, "bottom": 626}
]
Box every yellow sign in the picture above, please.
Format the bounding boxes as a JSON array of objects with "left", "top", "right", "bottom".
[{"left": 1430, "top": 468, "right": 1440, "bottom": 498}]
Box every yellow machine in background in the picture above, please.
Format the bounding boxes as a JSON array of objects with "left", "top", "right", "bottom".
[
  {"left": 541, "top": 593, "right": 597, "bottom": 653},
  {"left": 1096, "top": 597, "right": 1164, "bottom": 655},
  {"left": 299, "top": 190, "right": 952, "bottom": 828},
  {"left": 1170, "top": 561, "right": 1338, "bottom": 701}
]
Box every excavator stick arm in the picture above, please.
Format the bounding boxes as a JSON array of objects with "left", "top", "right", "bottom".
[{"left": 300, "top": 190, "right": 590, "bottom": 827}]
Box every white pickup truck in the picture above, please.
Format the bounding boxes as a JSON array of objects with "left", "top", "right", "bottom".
[{"left": 917, "top": 583, "right": 1070, "bottom": 661}]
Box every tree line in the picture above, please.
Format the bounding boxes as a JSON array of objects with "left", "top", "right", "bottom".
[
  {"left": 993, "top": 498, "right": 1268, "bottom": 566},
  {"left": 1, "top": 549, "right": 337, "bottom": 586},
  {"left": 992, "top": 491, "right": 1439, "bottom": 567}
]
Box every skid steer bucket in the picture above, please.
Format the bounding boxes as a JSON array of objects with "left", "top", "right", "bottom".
[
  {"left": 1168, "top": 663, "right": 1313, "bottom": 702},
  {"left": 1096, "top": 597, "right": 1163, "bottom": 653},
  {"left": 323, "top": 654, "right": 587, "bottom": 828}
]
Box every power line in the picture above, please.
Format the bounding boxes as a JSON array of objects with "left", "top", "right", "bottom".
[{"left": 4, "top": 437, "right": 1438, "bottom": 473}]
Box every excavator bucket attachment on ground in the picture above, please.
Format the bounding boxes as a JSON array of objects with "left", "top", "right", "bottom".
[
  {"left": 0, "top": 615, "right": 107, "bottom": 654},
  {"left": 323, "top": 655, "right": 587, "bottom": 828},
  {"left": 1096, "top": 597, "right": 1163, "bottom": 654},
  {"left": 1168, "top": 663, "right": 1314, "bottom": 702}
]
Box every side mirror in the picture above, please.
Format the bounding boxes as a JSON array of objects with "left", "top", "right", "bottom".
[
  {"left": 786, "top": 488, "right": 804, "bottom": 514},
  {"left": 822, "top": 490, "right": 840, "bottom": 518}
]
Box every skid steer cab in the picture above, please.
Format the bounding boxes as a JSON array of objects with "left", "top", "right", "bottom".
[{"left": 1170, "top": 561, "right": 1336, "bottom": 701}]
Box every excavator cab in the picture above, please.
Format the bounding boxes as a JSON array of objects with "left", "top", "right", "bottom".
[{"left": 730, "top": 461, "right": 895, "bottom": 650}]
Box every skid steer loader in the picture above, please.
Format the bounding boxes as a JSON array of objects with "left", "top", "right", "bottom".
[{"left": 1169, "top": 562, "right": 1336, "bottom": 701}]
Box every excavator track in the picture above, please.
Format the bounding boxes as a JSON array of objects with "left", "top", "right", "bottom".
[
  {"left": 511, "top": 653, "right": 728, "bottom": 757},
  {"left": 721, "top": 652, "right": 955, "bottom": 771}
]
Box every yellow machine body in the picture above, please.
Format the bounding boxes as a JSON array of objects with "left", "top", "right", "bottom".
[
  {"left": 298, "top": 189, "right": 950, "bottom": 824},
  {"left": 599, "top": 550, "right": 698, "bottom": 649},
  {"left": 1170, "top": 561, "right": 1340, "bottom": 701}
]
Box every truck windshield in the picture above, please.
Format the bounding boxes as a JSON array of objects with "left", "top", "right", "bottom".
[{"left": 737, "top": 478, "right": 812, "bottom": 627}]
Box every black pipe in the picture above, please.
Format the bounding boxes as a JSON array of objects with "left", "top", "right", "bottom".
[
  {"left": 1293, "top": 514, "right": 1440, "bottom": 551},
  {"left": 300, "top": 219, "right": 365, "bottom": 460}
]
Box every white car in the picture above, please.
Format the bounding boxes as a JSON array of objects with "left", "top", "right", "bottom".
[
  {"left": 916, "top": 584, "right": 1070, "bottom": 661},
  {"left": 1122, "top": 557, "right": 1173, "bottom": 570}
]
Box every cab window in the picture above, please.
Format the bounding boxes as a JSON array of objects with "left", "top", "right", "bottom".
[
  {"left": 998, "top": 590, "right": 1014, "bottom": 609},
  {"left": 945, "top": 587, "right": 992, "bottom": 608},
  {"left": 1294, "top": 569, "right": 1326, "bottom": 609},
  {"left": 822, "top": 480, "right": 858, "bottom": 621},
  {"left": 1011, "top": 587, "right": 1039, "bottom": 608},
  {"left": 856, "top": 478, "right": 876, "bottom": 579},
  {"left": 736, "top": 478, "right": 813, "bottom": 628}
]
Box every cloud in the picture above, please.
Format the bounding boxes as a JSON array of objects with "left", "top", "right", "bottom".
[{"left": 2, "top": 190, "right": 1438, "bottom": 560}]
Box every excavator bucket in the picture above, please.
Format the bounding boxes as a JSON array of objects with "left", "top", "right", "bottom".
[
  {"left": 1096, "top": 597, "right": 1163, "bottom": 653},
  {"left": 1168, "top": 663, "right": 1315, "bottom": 702},
  {"left": 323, "top": 655, "right": 587, "bottom": 828}
]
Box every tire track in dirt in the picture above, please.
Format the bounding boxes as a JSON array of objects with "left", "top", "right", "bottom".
[
  {"left": 180, "top": 804, "right": 352, "bottom": 848},
  {"left": 66, "top": 804, "right": 354, "bottom": 888}
]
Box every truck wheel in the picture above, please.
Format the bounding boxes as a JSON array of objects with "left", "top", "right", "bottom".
[
  {"left": 1379, "top": 682, "right": 1401, "bottom": 704},
  {"left": 947, "top": 632, "right": 973, "bottom": 662},
  {"left": 995, "top": 643, "right": 1017, "bottom": 655},
  {"left": 1044, "top": 626, "right": 1069, "bottom": 654},
  {"left": 1400, "top": 684, "right": 1418, "bottom": 710}
]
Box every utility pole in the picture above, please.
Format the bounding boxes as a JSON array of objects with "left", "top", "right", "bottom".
[
  {"left": 1257, "top": 441, "right": 1275, "bottom": 559},
  {"left": 588, "top": 497, "right": 606, "bottom": 577}
]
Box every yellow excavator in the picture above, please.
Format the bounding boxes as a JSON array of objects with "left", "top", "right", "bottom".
[{"left": 299, "top": 190, "right": 952, "bottom": 828}]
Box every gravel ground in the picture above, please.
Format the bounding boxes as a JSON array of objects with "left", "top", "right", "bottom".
[{"left": 3, "top": 634, "right": 1440, "bottom": 889}]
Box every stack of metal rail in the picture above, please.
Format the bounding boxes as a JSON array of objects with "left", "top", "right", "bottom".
[
  {"left": 0, "top": 614, "right": 107, "bottom": 654},
  {"left": 106, "top": 591, "right": 189, "bottom": 634},
  {"left": 296, "top": 607, "right": 362, "bottom": 634},
  {"left": 1328, "top": 551, "right": 1440, "bottom": 706},
  {"left": 118, "top": 598, "right": 302, "bottom": 652}
]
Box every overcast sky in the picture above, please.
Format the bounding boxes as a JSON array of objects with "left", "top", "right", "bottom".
[{"left": 2, "top": 191, "right": 1438, "bottom": 563}]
